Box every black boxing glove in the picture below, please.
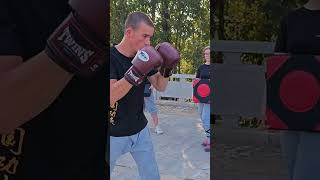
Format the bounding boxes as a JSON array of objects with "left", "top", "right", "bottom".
[
  {"left": 45, "top": 0, "right": 107, "bottom": 77},
  {"left": 155, "top": 42, "right": 180, "bottom": 78},
  {"left": 124, "top": 46, "right": 163, "bottom": 86}
]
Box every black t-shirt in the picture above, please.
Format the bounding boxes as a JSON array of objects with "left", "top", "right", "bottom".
[
  {"left": 196, "top": 64, "right": 210, "bottom": 79},
  {"left": 0, "top": 1, "right": 107, "bottom": 180},
  {"left": 109, "top": 46, "right": 157, "bottom": 137},
  {"left": 275, "top": 7, "right": 320, "bottom": 54}
]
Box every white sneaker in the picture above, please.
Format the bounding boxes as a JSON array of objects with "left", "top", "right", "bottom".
[{"left": 154, "top": 126, "right": 164, "bottom": 134}]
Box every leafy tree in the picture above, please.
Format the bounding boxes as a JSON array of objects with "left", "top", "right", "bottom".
[
  {"left": 110, "top": 0, "right": 210, "bottom": 74},
  {"left": 214, "top": 0, "right": 308, "bottom": 64}
]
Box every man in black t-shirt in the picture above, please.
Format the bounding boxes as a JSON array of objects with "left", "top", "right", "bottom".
[
  {"left": 274, "top": 0, "right": 320, "bottom": 179},
  {"left": 109, "top": 12, "right": 180, "bottom": 179},
  {"left": 0, "top": 0, "right": 107, "bottom": 179}
]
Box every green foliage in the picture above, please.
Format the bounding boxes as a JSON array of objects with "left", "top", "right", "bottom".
[
  {"left": 110, "top": 0, "right": 210, "bottom": 74},
  {"left": 215, "top": 0, "right": 308, "bottom": 65},
  {"left": 224, "top": 0, "right": 269, "bottom": 41},
  {"left": 217, "top": 0, "right": 308, "bottom": 41}
]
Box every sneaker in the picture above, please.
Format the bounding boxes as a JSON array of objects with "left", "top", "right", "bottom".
[
  {"left": 154, "top": 126, "right": 164, "bottom": 134},
  {"left": 201, "top": 138, "right": 210, "bottom": 146}
]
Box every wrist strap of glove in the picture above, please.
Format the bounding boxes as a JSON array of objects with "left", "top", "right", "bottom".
[
  {"left": 124, "top": 66, "right": 146, "bottom": 86},
  {"left": 45, "top": 12, "right": 106, "bottom": 77}
]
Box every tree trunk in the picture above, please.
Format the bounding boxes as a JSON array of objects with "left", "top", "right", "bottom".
[
  {"left": 161, "top": 0, "right": 170, "bottom": 42},
  {"left": 150, "top": 0, "right": 157, "bottom": 22},
  {"left": 215, "top": 0, "right": 225, "bottom": 63},
  {"left": 217, "top": 0, "right": 225, "bottom": 40}
]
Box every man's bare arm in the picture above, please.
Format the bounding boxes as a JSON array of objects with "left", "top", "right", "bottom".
[
  {"left": 110, "top": 78, "right": 133, "bottom": 106},
  {"left": 0, "top": 51, "right": 73, "bottom": 133},
  {"left": 148, "top": 72, "right": 168, "bottom": 92}
]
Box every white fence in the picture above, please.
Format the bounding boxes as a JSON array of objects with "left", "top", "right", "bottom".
[
  {"left": 154, "top": 74, "right": 196, "bottom": 102},
  {"left": 211, "top": 40, "right": 275, "bottom": 128}
]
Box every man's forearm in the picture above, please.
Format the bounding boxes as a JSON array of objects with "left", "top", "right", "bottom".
[
  {"left": 0, "top": 51, "right": 73, "bottom": 133},
  {"left": 159, "top": 76, "right": 169, "bottom": 91},
  {"left": 110, "top": 78, "right": 133, "bottom": 105},
  {"left": 152, "top": 74, "right": 168, "bottom": 92}
]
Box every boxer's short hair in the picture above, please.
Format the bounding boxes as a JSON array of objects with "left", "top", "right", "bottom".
[{"left": 125, "top": 12, "right": 154, "bottom": 30}]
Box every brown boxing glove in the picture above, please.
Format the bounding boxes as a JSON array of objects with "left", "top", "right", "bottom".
[
  {"left": 124, "top": 46, "right": 163, "bottom": 86},
  {"left": 45, "top": 0, "right": 107, "bottom": 77},
  {"left": 156, "top": 42, "right": 180, "bottom": 78}
]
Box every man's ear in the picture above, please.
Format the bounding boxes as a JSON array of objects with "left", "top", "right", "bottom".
[{"left": 125, "top": 27, "right": 133, "bottom": 38}]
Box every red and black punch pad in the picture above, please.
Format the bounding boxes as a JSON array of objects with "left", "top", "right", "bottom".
[
  {"left": 266, "top": 55, "right": 320, "bottom": 131},
  {"left": 193, "top": 78, "right": 211, "bottom": 103}
]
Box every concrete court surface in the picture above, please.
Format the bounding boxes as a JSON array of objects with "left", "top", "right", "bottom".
[
  {"left": 212, "top": 120, "right": 289, "bottom": 180},
  {"left": 111, "top": 103, "right": 210, "bottom": 180},
  {"left": 110, "top": 102, "right": 289, "bottom": 180}
]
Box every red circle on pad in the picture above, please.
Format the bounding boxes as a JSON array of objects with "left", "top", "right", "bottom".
[
  {"left": 279, "top": 70, "right": 320, "bottom": 112},
  {"left": 197, "top": 84, "right": 210, "bottom": 98}
]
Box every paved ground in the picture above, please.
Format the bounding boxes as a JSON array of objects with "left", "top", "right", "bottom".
[
  {"left": 212, "top": 143, "right": 289, "bottom": 180},
  {"left": 110, "top": 101, "right": 290, "bottom": 180},
  {"left": 213, "top": 121, "right": 290, "bottom": 180},
  {"left": 111, "top": 103, "right": 210, "bottom": 180}
]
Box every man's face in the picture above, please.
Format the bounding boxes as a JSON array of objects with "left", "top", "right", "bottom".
[{"left": 126, "top": 22, "right": 154, "bottom": 52}]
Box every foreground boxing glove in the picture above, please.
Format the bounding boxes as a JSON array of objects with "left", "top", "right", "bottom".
[
  {"left": 156, "top": 42, "right": 180, "bottom": 78},
  {"left": 45, "top": 0, "right": 107, "bottom": 77},
  {"left": 124, "top": 46, "right": 163, "bottom": 86}
]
